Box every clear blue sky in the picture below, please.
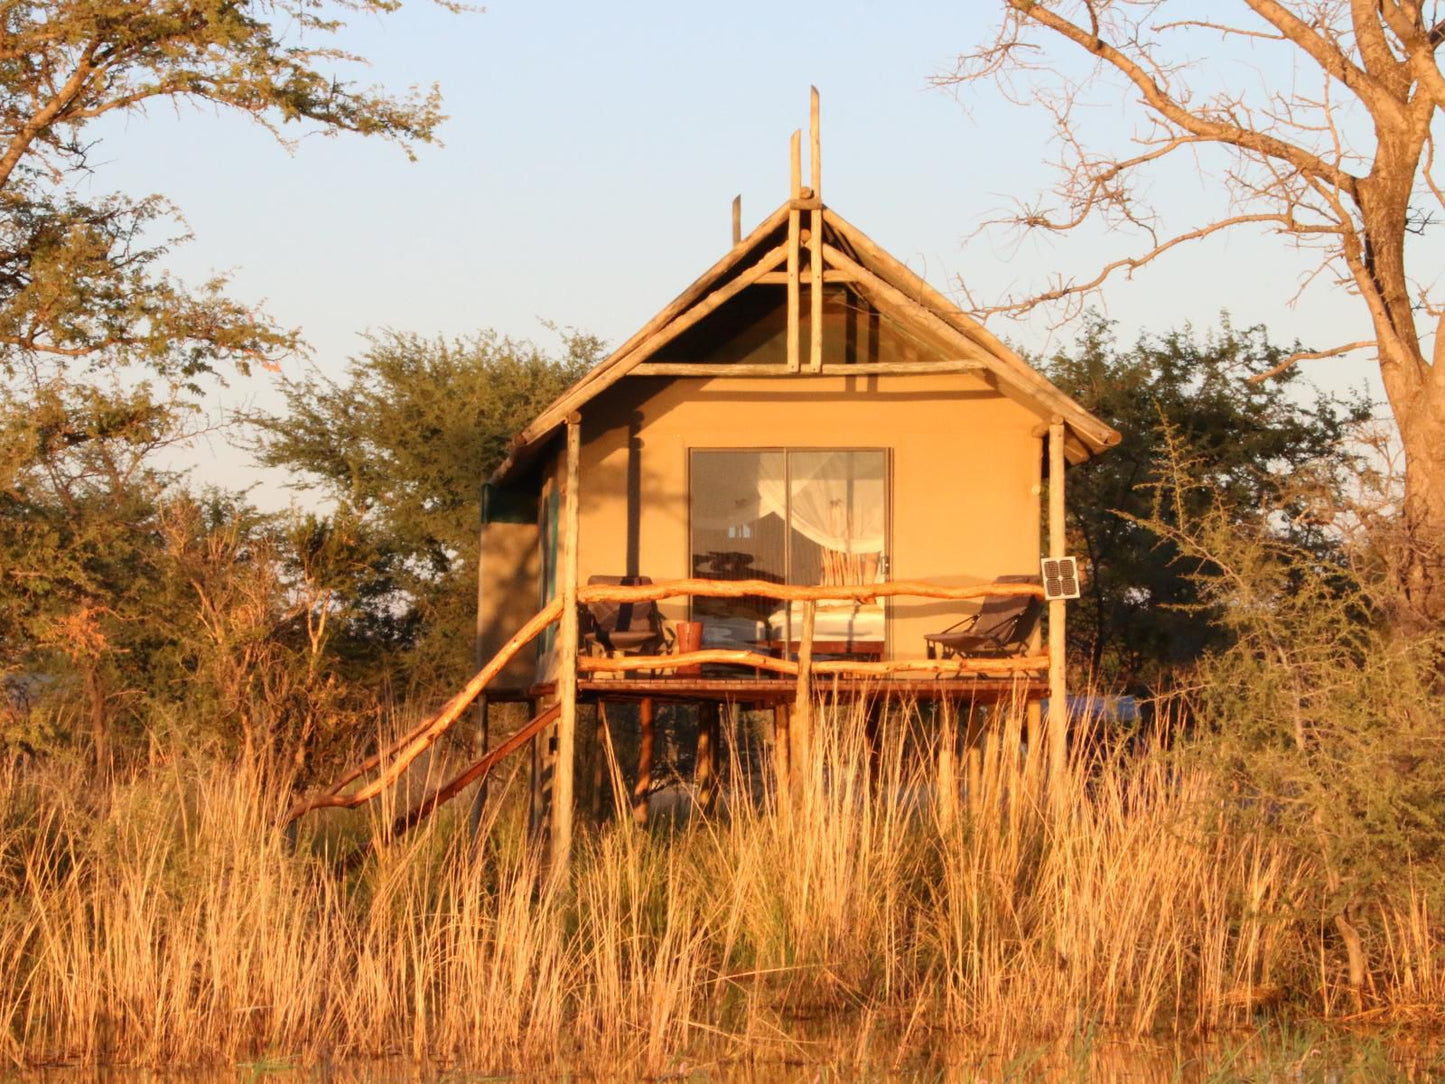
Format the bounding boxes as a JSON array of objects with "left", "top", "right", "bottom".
[{"left": 88, "top": 0, "right": 1381, "bottom": 502}]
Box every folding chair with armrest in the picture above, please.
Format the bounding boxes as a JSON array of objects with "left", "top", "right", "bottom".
[
  {"left": 581, "top": 575, "right": 674, "bottom": 657},
  {"left": 923, "top": 574, "right": 1043, "bottom": 660}
]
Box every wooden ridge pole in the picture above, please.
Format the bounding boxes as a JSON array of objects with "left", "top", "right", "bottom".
[
  {"left": 732, "top": 194, "right": 742, "bottom": 246},
  {"left": 809, "top": 87, "right": 823, "bottom": 372},
  {"left": 1047, "top": 419, "right": 1068, "bottom": 799},
  {"left": 553, "top": 414, "right": 582, "bottom": 872},
  {"left": 787, "top": 129, "right": 802, "bottom": 372}
]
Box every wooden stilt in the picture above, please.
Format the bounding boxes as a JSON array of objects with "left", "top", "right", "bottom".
[
  {"left": 529, "top": 697, "right": 553, "bottom": 844},
  {"left": 467, "top": 693, "right": 490, "bottom": 838},
  {"left": 632, "top": 698, "right": 655, "bottom": 826},
  {"left": 1048, "top": 419, "right": 1069, "bottom": 800},
  {"left": 787, "top": 129, "right": 802, "bottom": 372},
  {"left": 695, "top": 701, "right": 720, "bottom": 816},
  {"left": 979, "top": 708, "right": 1000, "bottom": 815},
  {"left": 772, "top": 703, "right": 791, "bottom": 794},
  {"left": 965, "top": 703, "right": 984, "bottom": 816},
  {"left": 1003, "top": 699, "right": 1024, "bottom": 840},
  {"left": 808, "top": 86, "right": 823, "bottom": 372},
  {"left": 792, "top": 599, "right": 816, "bottom": 799},
  {"left": 471, "top": 505, "right": 490, "bottom": 837},
  {"left": 590, "top": 702, "right": 606, "bottom": 826},
  {"left": 864, "top": 700, "right": 883, "bottom": 797},
  {"left": 552, "top": 415, "right": 582, "bottom": 873},
  {"left": 936, "top": 709, "right": 959, "bottom": 832},
  {"left": 596, "top": 702, "right": 631, "bottom": 825}
]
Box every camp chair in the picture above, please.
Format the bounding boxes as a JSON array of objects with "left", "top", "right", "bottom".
[
  {"left": 923, "top": 574, "right": 1043, "bottom": 660},
  {"left": 581, "top": 575, "right": 673, "bottom": 657}
]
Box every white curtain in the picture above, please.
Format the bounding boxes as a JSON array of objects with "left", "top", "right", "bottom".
[{"left": 758, "top": 450, "right": 885, "bottom": 554}]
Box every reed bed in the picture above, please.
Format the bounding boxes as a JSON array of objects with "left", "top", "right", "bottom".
[{"left": 0, "top": 698, "right": 1437, "bottom": 1075}]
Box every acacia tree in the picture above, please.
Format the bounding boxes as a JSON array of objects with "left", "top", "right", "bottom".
[
  {"left": 248, "top": 329, "right": 601, "bottom": 689},
  {"left": 0, "top": 1, "right": 449, "bottom": 763},
  {"left": 1046, "top": 316, "right": 1370, "bottom": 689},
  {"left": 947, "top": 1, "right": 1445, "bottom": 621},
  {"left": 0, "top": 0, "right": 445, "bottom": 378}
]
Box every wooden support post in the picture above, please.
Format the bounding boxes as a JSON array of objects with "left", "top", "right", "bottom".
[
  {"left": 592, "top": 701, "right": 609, "bottom": 825},
  {"left": 552, "top": 415, "right": 582, "bottom": 873},
  {"left": 792, "top": 599, "right": 816, "bottom": 798},
  {"left": 1024, "top": 430, "right": 1045, "bottom": 799},
  {"left": 787, "top": 129, "right": 802, "bottom": 372},
  {"left": 732, "top": 194, "right": 742, "bottom": 246},
  {"left": 529, "top": 697, "right": 551, "bottom": 842},
  {"left": 965, "top": 703, "right": 984, "bottom": 817},
  {"left": 695, "top": 701, "right": 720, "bottom": 816},
  {"left": 936, "top": 709, "right": 958, "bottom": 833},
  {"left": 470, "top": 512, "right": 489, "bottom": 837},
  {"left": 772, "top": 703, "right": 791, "bottom": 794},
  {"left": 632, "top": 698, "right": 655, "bottom": 825},
  {"left": 1047, "top": 419, "right": 1068, "bottom": 798},
  {"left": 808, "top": 87, "right": 823, "bottom": 372},
  {"left": 467, "top": 693, "right": 490, "bottom": 837},
  {"left": 864, "top": 701, "right": 883, "bottom": 798}
]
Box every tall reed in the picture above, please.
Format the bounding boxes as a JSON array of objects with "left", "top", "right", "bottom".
[{"left": 0, "top": 696, "right": 1437, "bottom": 1073}]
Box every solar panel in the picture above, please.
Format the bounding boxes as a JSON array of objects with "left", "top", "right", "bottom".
[{"left": 1040, "top": 556, "right": 1081, "bottom": 601}]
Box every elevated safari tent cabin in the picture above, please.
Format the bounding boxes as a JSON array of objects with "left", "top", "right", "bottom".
[{"left": 469, "top": 92, "right": 1119, "bottom": 862}]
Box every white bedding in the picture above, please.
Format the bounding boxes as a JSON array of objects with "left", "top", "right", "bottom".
[{"left": 766, "top": 602, "right": 884, "bottom": 643}]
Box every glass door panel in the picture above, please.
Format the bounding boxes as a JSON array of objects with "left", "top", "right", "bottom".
[
  {"left": 786, "top": 450, "right": 887, "bottom": 587},
  {"left": 690, "top": 448, "right": 889, "bottom": 653},
  {"left": 780, "top": 450, "right": 888, "bottom": 648},
  {"left": 690, "top": 451, "right": 786, "bottom": 648}
]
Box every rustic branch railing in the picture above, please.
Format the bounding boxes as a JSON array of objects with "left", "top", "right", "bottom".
[
  {"left": 283, "top": 578, "right": 1045, "bottom": 829},
  {"left": 573, "top": 578, "right": 1046, "bottom": 677},
  {"left": 579, "top": 651, "right": 1044, "bottom": 677},
  {"left": 282, "top": 597, "right": 564, "bottom": 826},
  {"left": 337, "top": 702, "right": 562, "bottom": 871},
  {"left": 575, "top": 577, "right": 1042, "bottom": 606}
]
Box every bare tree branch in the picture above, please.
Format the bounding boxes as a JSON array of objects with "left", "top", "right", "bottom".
[
  {"left": 949, "top": 1, "right": 1445, "bottom": 617},
  {"left": 976, "top": 212, "right": 1332, "bottom": 321},
  {"left": 1246, "top": 339, "right": 1379, "bottom": 383}
]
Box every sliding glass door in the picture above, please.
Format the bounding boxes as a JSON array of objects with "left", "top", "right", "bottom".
[{"left": 689, "top": 449, "right": 888, "bottom": 649}]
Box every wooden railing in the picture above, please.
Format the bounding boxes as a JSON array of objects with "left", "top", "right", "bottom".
[
  {"left": 574, "top": 577, "right": 1046, "bottom": 678},
  {"left": 283, "top": 578, "right": 1046, "bottom": 829}
]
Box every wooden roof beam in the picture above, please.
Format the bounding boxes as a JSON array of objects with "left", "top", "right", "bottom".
[
  {"left": 489, "top": 240, "right": 792, "bottom": 484},
  {"left": 820, "top": 241, "right": 1119, "bottom": 456},
  {"left": 628, "top": 360, "right": 987, "bottom": 377}
]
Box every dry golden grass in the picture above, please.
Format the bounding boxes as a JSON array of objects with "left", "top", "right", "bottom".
[{"left": 0, "top": 698, "right": 1438, "bottom": 1074}]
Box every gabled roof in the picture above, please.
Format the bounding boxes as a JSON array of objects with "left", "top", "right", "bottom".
[{"left": 490, "top": 199, "right": 1120, "bottom": 486}]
